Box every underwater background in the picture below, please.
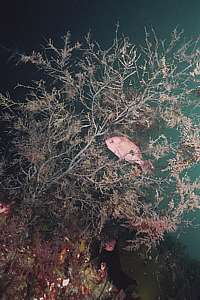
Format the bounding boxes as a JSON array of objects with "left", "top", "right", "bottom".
[
  {"left": 2, "top": 0, "right": 200, "bottom": 259},
  {"left": 0, "top": 0, "right": 200, "bottom": 298}
]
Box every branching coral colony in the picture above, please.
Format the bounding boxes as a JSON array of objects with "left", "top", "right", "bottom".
[{"left": 0, "top": 27, "right": 200, "bottom": 298}]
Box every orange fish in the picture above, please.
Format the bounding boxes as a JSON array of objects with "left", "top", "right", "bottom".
[
  {"left": 104, "top": 239, "right": 116, "bottom": 252},
  {"left": 0, "top": 202, "right": 11, "bottom": 215},
  {"left": 105, "top": 136, "right": 153, "bottom": 173}
]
